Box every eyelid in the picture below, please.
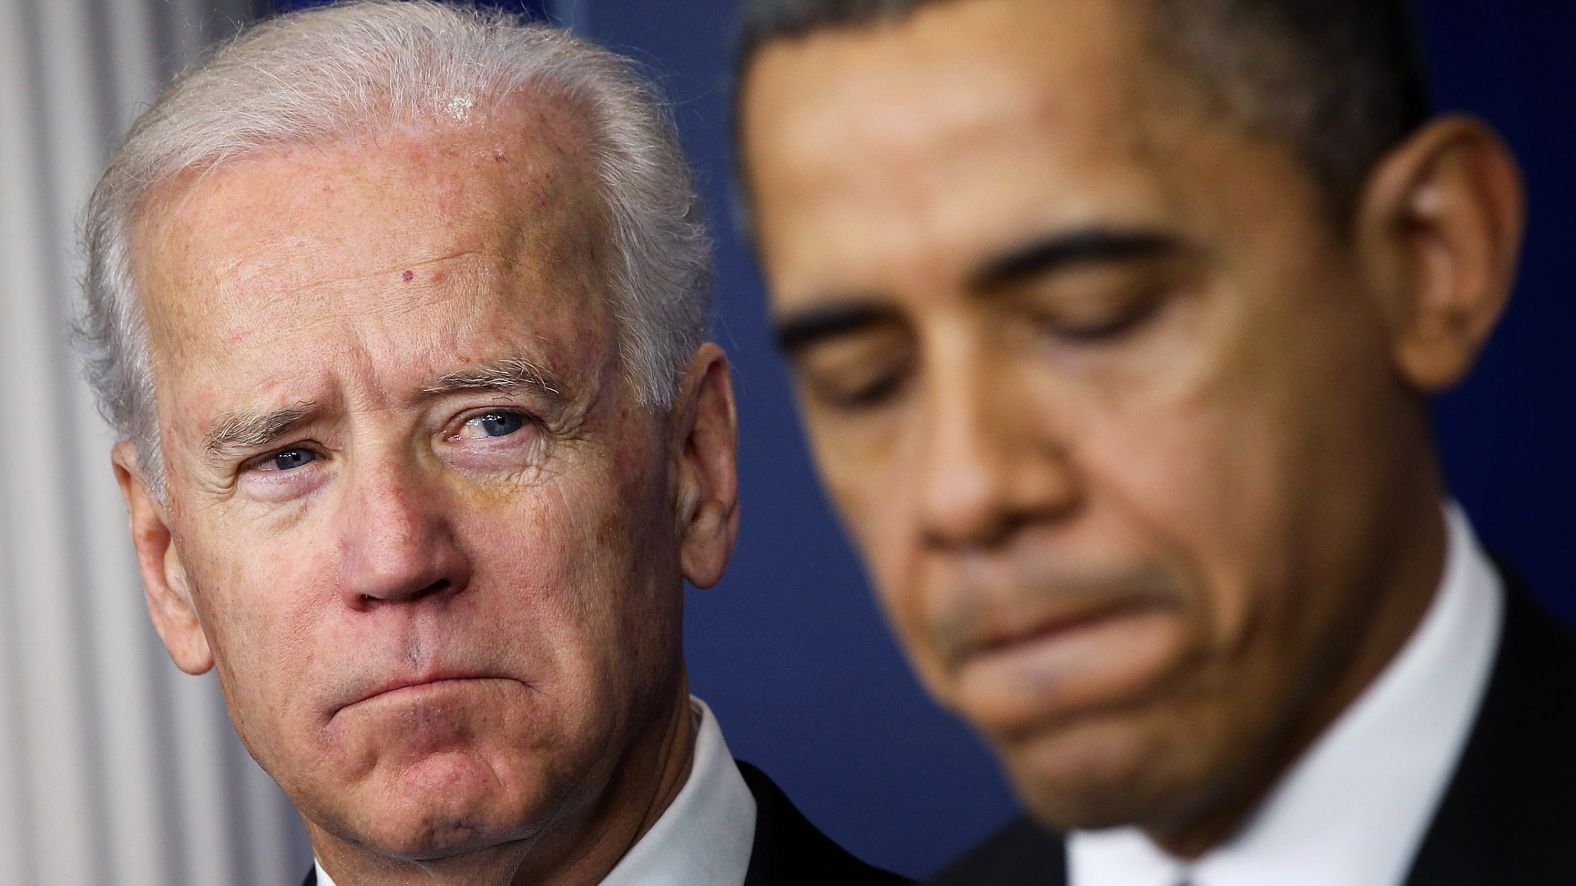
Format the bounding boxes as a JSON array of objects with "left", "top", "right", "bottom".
[
  {"left": 820, "top": 374, "right": 909, "bottom": 411},
  {"left": 239, "top": 442, "right": 325, "bottom": 473},
  {"left": 445, "top": 405, "right": 542, "bottom": 440},
  {"left": 1030, "top": 286, "right": 1167, "bottom": 343},
  {"left": 800, "top": 357, "right": 915, "bottom": 413}
]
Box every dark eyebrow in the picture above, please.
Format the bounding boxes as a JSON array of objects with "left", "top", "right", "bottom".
[
  {"left": 773, "top": 228, "right": 1187, "bottom": 356},
  {"left": 773, "top": 301, "right": 901, "bottom": 356},
  {"left": 419, "top": 356, "right": 569, "bottom": 404},
  {"left": 969, "top": 228, "right": 1187, "bottom": 290},
  {"left": 203, "top": 401, "right": 317, "bottom": 461}
]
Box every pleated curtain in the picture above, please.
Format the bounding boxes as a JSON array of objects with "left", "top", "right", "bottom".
[{"left": 0, "top": 1, "right": 311, "bottom": 883}]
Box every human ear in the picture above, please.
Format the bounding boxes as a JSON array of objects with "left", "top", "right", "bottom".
[
  {"left": 1354, "top": 115, "right": 1525, "bottom": 392},
  {"left": 668, "top": 343, "right": 740, "bottom": 589},
  {"left": 111, "top": 441, "right": 214, "bottom": 675}
]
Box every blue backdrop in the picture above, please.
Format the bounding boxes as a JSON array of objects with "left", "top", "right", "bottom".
[{"left": 272, "top": 0, "right": 1575, "bottom": 877}]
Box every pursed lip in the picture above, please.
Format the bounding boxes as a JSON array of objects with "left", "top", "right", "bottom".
[
  {"left": 996, "top": 598, "right": 1158, "bottom": 653},
  {"left": 334, "top": 672, "right": 513, "bottom": 718},
  {"left": 944, "top": 591, "right": 1175, "bottom": 670},
  {"left": 944, "top": 590, "right": 1190, "bottom": 736}
]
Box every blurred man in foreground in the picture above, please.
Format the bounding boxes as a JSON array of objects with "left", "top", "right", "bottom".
[
  {"left": 75, "top": 2, "right": 904, "bottom": 884},
  {"left": 734, "top": 0, "right": 1576, "bottom": 882}
]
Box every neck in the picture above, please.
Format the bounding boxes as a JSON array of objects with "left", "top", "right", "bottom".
[
  {"left": 1148, "top": 479, "right": 1451, "bottom": 859},
  {"left": 310, "top": 679, "right": 698, "bottom": 886}
]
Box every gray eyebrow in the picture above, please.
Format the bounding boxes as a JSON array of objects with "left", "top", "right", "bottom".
[
  {"left": 200, "top": 358, "right": 566, "bottom": 463},
  {"left": 419, "top": 356, "right": 568, "bottom": 402},
  {"left": 203, "top": 401, "right": 317, "bottom": 461}
]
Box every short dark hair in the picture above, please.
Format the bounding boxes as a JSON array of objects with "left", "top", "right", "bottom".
[{"left": 733, "top": 0, "right": 1433, "bottom": 222}]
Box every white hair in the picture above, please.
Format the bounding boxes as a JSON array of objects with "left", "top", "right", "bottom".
[{"left": 76, "top": 0, "right": 711, "bottom": 492}]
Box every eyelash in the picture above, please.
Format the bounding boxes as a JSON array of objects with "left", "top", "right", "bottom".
[
  {"left": 450, "top": 407, "right": 547, "bottom": 447},
  {"left": 241, "top": 444, "right": 325, "bottom": 474},
  {"left": 806, "top": 293, "right": 1169, "bottom": 414},
  {"left": 1033, "top": 290, "right": 1165, "bottom": 344},
  {"left": 819, "top": 372, "right": 910, "bottom": 412},
  {"left": 237, "top": 406, "right": 540, "bottom": 470}
]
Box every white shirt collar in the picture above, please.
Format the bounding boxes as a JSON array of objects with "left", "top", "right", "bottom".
[
  {"left": 315, "top": 696, "right": 756, "bottom": 886},
  {"left": 1069, "top": 503, "right": 1503, "bottom": 886},
  {"left": 599, "top": 696, "right": 757, "bottom": 886}
]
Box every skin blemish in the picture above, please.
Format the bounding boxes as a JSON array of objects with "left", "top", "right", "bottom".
[{"left": 402, "top": 270, "right": 415, "bottom": 282}]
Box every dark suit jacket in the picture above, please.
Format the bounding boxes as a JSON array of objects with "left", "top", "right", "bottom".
[
  {"left": 930, "top": 573, "right": 1576, "bottom": 885},
  {"left": 301, "top": 760, "right": 909, "bottom": 885},
  {"left": 736, "top": 760, "right": 911, "bottom": 885}
]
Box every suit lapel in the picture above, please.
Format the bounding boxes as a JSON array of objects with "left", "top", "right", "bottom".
[
  {"left": 927, "top": 816, "right": 1067, "bottom": 885},
  {"left": 1403, "top": 565, "right": 1576, "bottom": 885},
  {"left": 737, "top": 760, "right": 912, "bottom": 885}
]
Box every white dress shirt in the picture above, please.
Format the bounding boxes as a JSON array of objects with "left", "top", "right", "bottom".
[
  {"left": 315, "top": 696, "right": 757, "bottom": 886},
  {"left": 1068, "top": 504, "right": 1503, "bottom": 886}
]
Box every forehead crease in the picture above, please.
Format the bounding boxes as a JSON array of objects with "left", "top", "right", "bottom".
[
  {"left": 130, "top": 93, "right": 624, "bottom": 446},
  {"left": 142, "top": 92, "right": 604, "bottom": 248},
  {"left": 231, "top": 248, "right": 513, "bottom": 312},
  {"left": 138, "top": 118, "right": 610, "bottom": 342}
]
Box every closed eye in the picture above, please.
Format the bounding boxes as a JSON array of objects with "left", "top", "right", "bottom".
[
  {"left": 792, "top": 332, "right": 915, "bottom": 414},
  {"left": 1036, "top": 292, "right": 1165, "bottom": 343},
  {"left": 808, "top": 366, "right": 912, "bottom": 411}
]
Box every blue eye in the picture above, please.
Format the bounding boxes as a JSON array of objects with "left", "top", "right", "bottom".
[
  {"left": 271, "top": 449, "right": 318, "bottom": 471},
  {"left": 468, "top": 411, "right": 525, "bottom": 437}
]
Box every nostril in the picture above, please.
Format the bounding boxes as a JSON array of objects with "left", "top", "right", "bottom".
[{"left": 421, "top": 579, "right": 452, "bottom": 598}]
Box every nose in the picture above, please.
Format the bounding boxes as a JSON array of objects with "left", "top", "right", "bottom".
[
  {"left": 916, "top": 349, "right": 1081, "bottom": 549},
  {"left": 337, "top": 459, "right": 471, "bottom": 608}
]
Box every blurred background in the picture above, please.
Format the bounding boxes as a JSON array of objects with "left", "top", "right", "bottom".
[{"left": 0, "top": 0, "right": 1569, "bottom": 883}]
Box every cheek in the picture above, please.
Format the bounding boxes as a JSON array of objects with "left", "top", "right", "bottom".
[
  {"left": 805, "top": 401, "right": 914, "bottom": 555},
  {"left": 183, "top": 527, "right": 327, "bottom": 666},
  {"left": 485, "top": 452, "right": 680, "bottom": 680},
  {"left": 1066, "top": 313, "right": 1387, "bottom": 677},
  {"left": 1049, "top": 349, "right": 1310, "bottom": 664},
  {"left": 816, "top": 448, "right": 905, "bottom": 587},
  {"left": 820, "top": 466, "right": 952, "bottom": 690},
  {"left": 179, "top": 541, "right": 330, "bottom": 760}
]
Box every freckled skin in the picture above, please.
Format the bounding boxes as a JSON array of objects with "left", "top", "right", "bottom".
[
  {"left": 121, "top": 97, "right": 736, "bottom": 884},
  {"left": 738, "top": 0, "right": 1501, "bottom": 855}
]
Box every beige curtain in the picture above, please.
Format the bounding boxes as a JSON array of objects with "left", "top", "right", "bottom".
[{"left": 0, "top": 0, "right": 310, "bottom": 882}]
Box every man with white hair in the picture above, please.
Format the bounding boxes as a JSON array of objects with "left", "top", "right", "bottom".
[{"left": 75, "top": 2, "right": 906, "bottom": 884}]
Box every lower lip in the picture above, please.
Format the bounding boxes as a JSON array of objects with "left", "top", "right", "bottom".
[
  {"left": 351, "top": 677, "right": 512, "bottom": 710},
  {"left": 952, "top": 607, "right": 1188, "bottom": 735}
]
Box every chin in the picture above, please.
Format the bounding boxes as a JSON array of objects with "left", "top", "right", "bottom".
[
  {"left": 329, "top": 754, "right": 546, "bottom": 861},
  {"left": 349, "top": 796, "right": 538, "bottom": 862},
  {"left": 370, "top": 814, "right": 511, "bottom": 860},
  {"left": 994, "top": 713, "right": 1199, "bottom": 833}
]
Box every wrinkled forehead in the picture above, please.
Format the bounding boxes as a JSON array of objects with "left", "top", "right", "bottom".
[{"left": 130, "top": 92, "right": 613, "bottom": 348}]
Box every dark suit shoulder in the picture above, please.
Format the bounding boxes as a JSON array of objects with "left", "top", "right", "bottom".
[
  {"left": 736, "top": 760, "right": 913, "bottom": 885},
  {"left": 1405, "top": 574, "right": 1576, "bottom": 885},
  {"left": 928, "top": 815, "right": 1066, "bottom": 885}
]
